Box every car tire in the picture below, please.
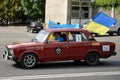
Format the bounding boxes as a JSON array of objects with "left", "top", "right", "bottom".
[
  {"left": 31, "top": 30, "right": 34, "bottom": 33},
  {"left": 109, "top": 33, "right": 113, "bottom": 36},
  {"left": 117, "top": 29, "right": 120, "bottom": 35},
  {"left": 21, "top": 53, "right": 38, "bottom": 69},
  {"left": 85, "top": 52, "right": 99, "bottom": 66},
  {"left": 26, "top": 29, "right": 29, "bottom": 32}
]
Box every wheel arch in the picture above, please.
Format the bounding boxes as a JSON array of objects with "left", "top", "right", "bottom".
[
  {"left": 85, "top": 51, "right": 100, "bottom": 66},
  {"left": 20, "top": 51, "right": 40, "bottom": 62},
  {"left": 86, "top": 51, "right": 101, "bottom": 58}
]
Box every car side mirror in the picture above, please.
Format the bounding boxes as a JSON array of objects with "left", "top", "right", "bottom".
[{"left": 88, "top": 36, "right": 95, "bottom": 41}]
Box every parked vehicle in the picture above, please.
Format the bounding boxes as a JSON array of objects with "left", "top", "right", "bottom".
[
  {"left": 107, "top": 24, "right": 120, "bottom": 35},
  {"left": 0, "top": 20, "right": 5, "bottom": 26},
  {"left": 26, "top": 22, "right": 43, "bottom": 33},
  {"left": 3, "top": 28, "right": 116, "bottom": 68},
  {"left": 83, "top": 21, "right": 120, "bottom": 36}
]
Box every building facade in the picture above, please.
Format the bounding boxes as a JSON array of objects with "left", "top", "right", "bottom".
[
  {"left": 45, "top": 0, "right": 120, "bottom": 26},
  {"left": 45, "top": 0, "right": 69, "bottom": 24}
]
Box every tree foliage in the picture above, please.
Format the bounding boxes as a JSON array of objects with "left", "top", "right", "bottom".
[
  {"left": 21, "top": 0, "right": 45, "bottom": 21},
  {"left": 0, "top": 0, "right": 45, "bottom": 25},
  {"left": 92, "top": 0, "right": 120, "bottom": 9},
  {"left": 0, "top": 0, "right": 25, "bottom": 24}
]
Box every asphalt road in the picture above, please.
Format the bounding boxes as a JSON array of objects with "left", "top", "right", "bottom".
[{"left": 0, "top": 26, "right": 120, "bottom": 80}]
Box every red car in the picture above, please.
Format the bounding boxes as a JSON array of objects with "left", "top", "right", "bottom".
[{"left": 3, "top": 28, "right": 116, "bottom": 68}]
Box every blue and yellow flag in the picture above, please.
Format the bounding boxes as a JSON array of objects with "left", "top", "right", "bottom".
[
  {"left": 48, "top": 20, "right": 56, "bottom": 25},
  {"left": 85, "top": 12, "right": 117, "bottom": 35},
  {"left": 85, "top": 21, "right": 109, "bottom": 35},
  {"left": 48, "top": 20, "right": 79, "bottom": 29}
]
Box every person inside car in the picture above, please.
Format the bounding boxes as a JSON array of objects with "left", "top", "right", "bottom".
[{"left": 53, "top": 32, "right": 64, "bottom": 42}]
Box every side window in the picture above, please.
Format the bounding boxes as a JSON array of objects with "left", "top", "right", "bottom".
[
  {"left": 68, "top": 32, "right": 88, "bottom": 42},
  {"left": 61, "top": 32, "right": 67, "bottom": 41},
  {"left": 48, "top": 33, "right": 54, "bottom": 41},
  {"left": 81, "top": 33, "right": 88, "bottom": 41},
  {"left": 48, "top": 32, "right": 67, "bottom": 42}
]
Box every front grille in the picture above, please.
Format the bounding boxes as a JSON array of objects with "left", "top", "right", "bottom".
[{"left": 6, "top": 48, "right": 12, "bottom": 56}]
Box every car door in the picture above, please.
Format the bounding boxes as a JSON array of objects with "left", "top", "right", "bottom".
[
  {"left": 68, "top": 31, "right": 90, "bottom": 60},
  {"left": 44, "top": 32, "right": 70, "bottom": 61}
]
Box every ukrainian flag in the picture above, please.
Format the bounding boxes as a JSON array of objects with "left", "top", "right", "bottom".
[
  {"left": 85, "top": 12, "right": 117, "bottom": 35},
  {"left": 48, "top": 20, "right": 56, "bottom": 25},
  {"left": 86, "top": 21, "right": 109, "bottom": 35},
  {"left": 48, "top": 20, "right": 79, "bottom": 29}
]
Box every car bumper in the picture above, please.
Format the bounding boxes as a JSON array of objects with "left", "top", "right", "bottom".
[
  {"left": 2, "top": 50, "right": 18, "bottom": 62},
  {"left": 111, "top": 52, "right": 117, "bottom": 56},
  {"left": 3, "top": 50, "right": 13, "bottom": 60}
]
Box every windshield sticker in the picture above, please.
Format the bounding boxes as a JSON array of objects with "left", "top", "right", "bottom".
[
  {"left": 55, "top": 47, "right": 62, "bottom": 55},
  {"left": 102, "top": 45, "right": 110, "bottom": 51}
]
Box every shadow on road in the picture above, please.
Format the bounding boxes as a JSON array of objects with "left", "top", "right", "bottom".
[{"left": 12, "top": 60, "right": 120, "bottom": 69}]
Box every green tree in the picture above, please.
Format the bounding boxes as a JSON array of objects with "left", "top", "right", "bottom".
[
  {"left": 21, "top": 0, "right": 45, "bottom": 21},
  {"left": 92, "top": 0, "right": 120, "bottom": 18},
  {"left": 0, "top": 0, "right": 23, "bottom": 24}
]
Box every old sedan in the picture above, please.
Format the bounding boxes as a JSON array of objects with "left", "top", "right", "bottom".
[
  {"left": 3, "top": 28, "right": 116, "bottom": 68},
  {"left": 26, "top": 22, "right": 43, "bottom": 33}
]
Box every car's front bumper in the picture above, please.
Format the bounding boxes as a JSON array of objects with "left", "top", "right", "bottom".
[
  {"left": 3, "top": 49, "right": 19, "bottom": 63},
  {"left": 111, "top": 52, "right": 117, "bottom": 56},
  {"left": 3, "top": 50, "right": 13, "bottom": 60}
]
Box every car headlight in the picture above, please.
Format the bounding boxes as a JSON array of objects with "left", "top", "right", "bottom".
[{"left": 9, "top": 49, "right": 14, "bottom": 56}]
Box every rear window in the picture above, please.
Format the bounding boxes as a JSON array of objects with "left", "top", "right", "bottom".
[{"left": 68, "top": 31, "right": 88, "bottom": 42}]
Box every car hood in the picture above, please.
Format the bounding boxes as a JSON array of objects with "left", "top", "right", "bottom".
[{"left": 6, "top": 42, "right": 44, "bottom": 49}]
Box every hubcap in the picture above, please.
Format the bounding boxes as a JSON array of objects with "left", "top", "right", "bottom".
[
  {"left": 88, "top": 54, "right": 97, "bottom": 63},
  {"left": 24, "top": 55, "right": 36, "bottom": 67},
  {"left": 89, "top": 56, "right": 96, "bottom": 63}
]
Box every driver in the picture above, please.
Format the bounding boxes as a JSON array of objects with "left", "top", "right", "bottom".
[{"left": 53, "top": 32, "right": 64, "bottom": 42}]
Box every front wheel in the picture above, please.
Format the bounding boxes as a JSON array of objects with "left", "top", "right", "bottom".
[
  {"left": 21, "top": 53, "right": 38, "bottom": 68},
  {"left": 85, "top": 52, "right": 99, "bottom": 66}
]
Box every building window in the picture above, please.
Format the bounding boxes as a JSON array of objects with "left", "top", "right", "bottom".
[
  {"left": 81, "top": 7, "right": 89, "bottom": 11},
  {"left": 71, "top": 0, "right": 91, "bottom": 19},
  {"left": 72, "top": 0, "right": 80, "bottom": 5},
  {"left": 71, "top": 11, "right": 80, "bottom": 18},
  {"left": 72, "top": 0, "right": 80, "bottom": 10},
  {"left": 70, "top": 0, "right": 91, "bottom": 25}
]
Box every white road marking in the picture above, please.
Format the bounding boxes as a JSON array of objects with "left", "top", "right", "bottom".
[{"left": 0, "top": 71, "right": 120, "bottom": 80}]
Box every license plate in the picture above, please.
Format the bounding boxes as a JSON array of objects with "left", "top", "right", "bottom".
[{"left": 37, "top": 27, "right": 41, "bottom": 29}]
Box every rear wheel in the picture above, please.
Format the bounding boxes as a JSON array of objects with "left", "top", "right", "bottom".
[
  {"left": 94, "top": 33, "right": 100, "bottom": 37},
  {"left": 26, "top": 29, "right": 29, "bottom": 32},
  {"left": 30, "top": 29, "right": 34, "bottom": 33},
  {"left": 85, "top": 52, "right": 99, "bottom": 66},
  {"left": 109, "top": 33, "right": 113, "bottom": 36},
  {"left": 21, "top": 53, "right": 38, "bottom": 68}
]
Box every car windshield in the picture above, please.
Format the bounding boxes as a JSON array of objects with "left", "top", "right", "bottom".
[{"left": 34, "top": 30, "right": 50, "bottom": 43}]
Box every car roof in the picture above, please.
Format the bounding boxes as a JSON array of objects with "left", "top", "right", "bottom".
[
  {"left": 45, "top": 28, "right": 88, "bottom": 33},
  {"left": 43, "top": 28, "right": 95, "bottom": 41}
]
